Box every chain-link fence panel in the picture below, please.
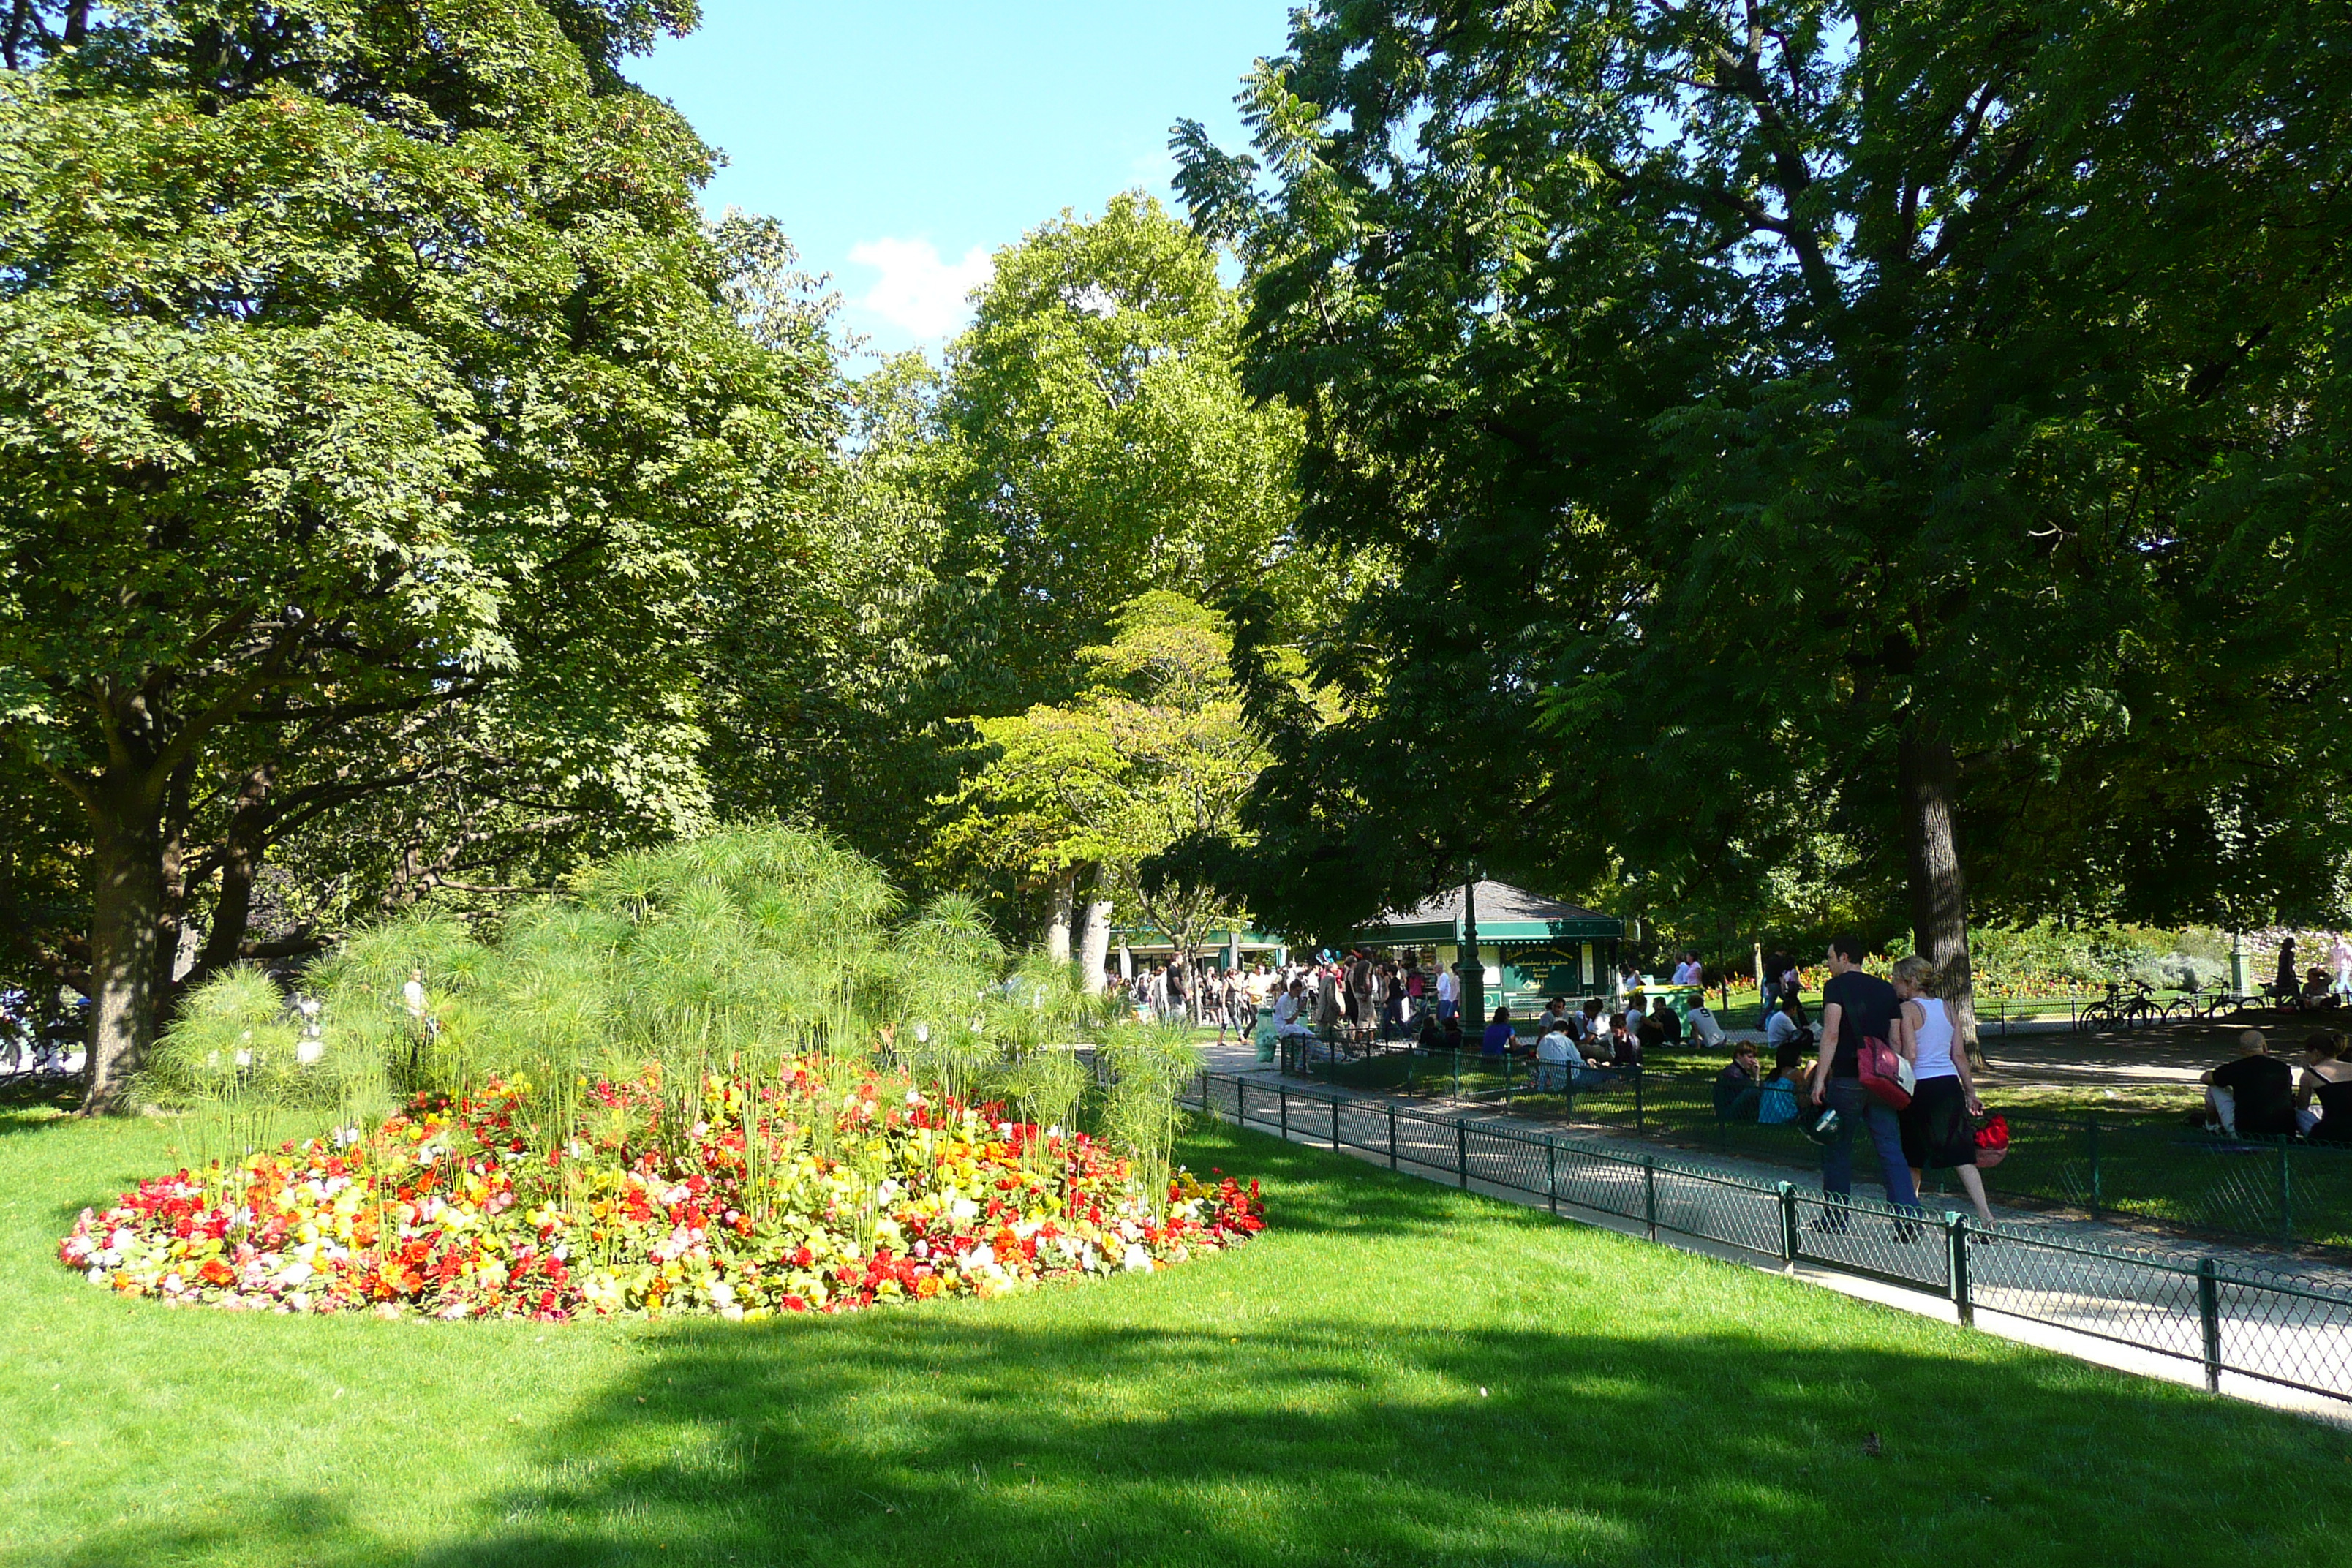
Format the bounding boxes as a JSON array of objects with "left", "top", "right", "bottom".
[{"left": 1186, "top": 1071, "right": 2352, "bottom": 1405}]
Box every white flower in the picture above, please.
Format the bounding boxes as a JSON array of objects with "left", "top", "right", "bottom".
[
  {"left": 949, "top": 1195, "right": 979, "bottom": 1225},
  {"left": 295, "top": 1039, "right": 324, "bottom": 1065},
  {"left": 957, "top": 1243, "right": 995, "bottom": 1271},
  {"left": 708, "top": 1279, "right": 736, "bottom": 1309},
  {"left": 86, "top": 1266, "right": 106, "bottom": 1285},
  {"left": 233, "top": 1049, "right": 252, "bottom": 1068},
  {"left": 276, "top": 1262, "right": 315, "bottom": 1288},
  {"left": 1122, "top": 1244, "right": 1152, "bottom": 1273}
]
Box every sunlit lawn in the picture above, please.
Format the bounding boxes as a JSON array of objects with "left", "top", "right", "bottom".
[{"left": 1, "top": 1098, "right": 2345, "bottom": 1567}]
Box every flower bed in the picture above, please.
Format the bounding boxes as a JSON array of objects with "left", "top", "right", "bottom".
[{"left": 59, "top": 1063, "right": 1263, "bottom": 1320}]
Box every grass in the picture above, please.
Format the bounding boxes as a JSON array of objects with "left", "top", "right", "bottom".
[{"left": 3, "top": 1100, "right": 2348, "bottom": 1567}]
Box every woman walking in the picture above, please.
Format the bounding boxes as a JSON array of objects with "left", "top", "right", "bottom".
[{"left": 1893, "top": 955, "right": 1994, "bottom": 1226}]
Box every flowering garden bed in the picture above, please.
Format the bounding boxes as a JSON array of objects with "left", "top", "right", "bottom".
[{"left": 59, "top": 1062, "right": 1264, "bottom": 1319}]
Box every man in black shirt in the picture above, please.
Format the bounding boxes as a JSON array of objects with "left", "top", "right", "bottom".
[
  {"left": 2203, "top": 1030, "right": 2296, "bottom": 1139},
  {"left": 1805, "top": 935, "right": 1921, "bottom": 1211}
]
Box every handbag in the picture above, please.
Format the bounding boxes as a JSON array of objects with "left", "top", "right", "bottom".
[
  {"left": 1857, "top": 1033, "right": 1915, "bottom": 1110},
  {"left": 1972, "top": 1112, "right": 2010, "bottom": 1169}
]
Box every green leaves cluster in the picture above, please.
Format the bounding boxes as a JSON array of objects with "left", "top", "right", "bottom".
[
  {"left": 930, "top": 592, "right": 1272, "bottom": 954},
  {"left": 1175, "top": 0, "right": 2352, "bottom": 966},
  {"left": 0, "top": 1, "right": 837, "bottom": 1089}
]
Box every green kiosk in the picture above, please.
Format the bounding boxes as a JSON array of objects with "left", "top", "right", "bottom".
[{"left": 1346, "top": 881, "right": 1624, "bottom": 1014}]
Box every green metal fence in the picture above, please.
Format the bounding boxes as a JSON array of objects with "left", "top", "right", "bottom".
[
  {"left": 1311, "top": 1049, "right": 2352, "bottom": 1253},
  {"left": 1185, "top": 1071, "right": 2352, "bottom": 1407}
]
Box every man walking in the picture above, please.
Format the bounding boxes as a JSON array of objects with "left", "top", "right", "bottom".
[{"left": 1806, "top": 936, "right": 1921, "bottom": 1219}]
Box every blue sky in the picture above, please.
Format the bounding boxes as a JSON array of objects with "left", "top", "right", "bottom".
[{"left": 631, "top": 2, "right": 1295, "bottom": 361}]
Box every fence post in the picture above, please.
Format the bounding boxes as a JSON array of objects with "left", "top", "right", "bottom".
[
  {"left": 1946, "top": 1212, "right": 1972, "bottom": 1326},
  {"left": 1456, "top": 1120, "right": 1469, "bottom": 1189},
  {"left": 2197, "top": 1257, "right": 2223, "bottom": 1393},
  {"left": 1278, "top": 1085, "right": 1288, "bottom": 1142},
  {"left": 2086, "top": 1117, "right": 2101, "bottom": 1217},
  {"left": 1236, "top": 1078, "right": 1249, "bottom": 1128},
  {"left": 1332, "top": 1094, "right": 1341, "bottom": 1152},
  {"left": 1406, "top": 1050, "right": 1417, "bottom": 1093},
  {"left": 2278, "top": 1141, "right": 2293, "bottom": 1244},
  {"left": 1387, "top": 1104, "right": 1398, "bottom": 1169},
  {"left": 1643, "top": 1156, "right": 1658, "bottom": 1240},
  {"left": 1778, "top": 1181, "right": 1798, "bottom": 1266},
  {"left": 1504, "top": 1052, "right": 1513, "bottom": 1104},
  {"left": 1453, "top": 1051, "right": 1461, "bottom": 1098},
  {"left": 1635, "top": 1070, "right": 1646, "bottom": 1135},
  {"left": 1547, "top": 1139, "right": 1558, "bottom": 1215}
]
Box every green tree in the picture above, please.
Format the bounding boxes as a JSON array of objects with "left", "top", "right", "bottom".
[
  {"left": 934, "top": 191, "right": 1303, "bottom": 712},
  {"left": 931, "top": 592, "right": 1270, "bottom": 983},
  {"left": 0, "top": 1, "right": 830, "bottom": 1104},
  {"left": 1179, "top": 0, "right": 2352, "bottom": 1056}
]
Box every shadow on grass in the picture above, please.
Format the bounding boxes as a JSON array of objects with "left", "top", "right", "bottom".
[
  {"left": 42, "top": 1304, "right": 2352, "bottom": 1566},
  {"left": 25, "top": 1121, "right": 2352, "bottom": 1568}
]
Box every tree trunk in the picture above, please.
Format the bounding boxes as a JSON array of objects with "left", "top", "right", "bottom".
[
  {"left": 197, "top": 763, "right": 277, "bottom": 976},
  {"left": 83, "top": 777, "right": 167, "bottom": 1112},
  {"left": 1460, "top": 879, "right": 1485, "bottom": 1025},
  {"left": 1077, "top": 886, "right": 1112, "bottom": 995},
  {"left": 1043, "top": 869, "right": 1075, "bottom": 966},
  {"left": 1899, "top": 721, "right": 1983, "bottom": 1068}
]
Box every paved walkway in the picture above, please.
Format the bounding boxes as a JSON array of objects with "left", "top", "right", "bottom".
[{"left": 1195, "top": 1042, "right": 2352, "bottom": 1424}]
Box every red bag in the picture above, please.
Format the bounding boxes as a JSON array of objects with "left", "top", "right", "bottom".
[
  {"left": 1973, "top": 1112, "right": 2010, "bottom": 1169},
  {"left": 1857, "top": 1033, "right": 1914, "bottom": 1110}
]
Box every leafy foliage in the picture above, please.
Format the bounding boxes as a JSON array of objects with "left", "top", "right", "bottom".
[
  {"left": 930, "top": 592, "right": 1271, "bottom": 954},
  {"left": 0, "top": 1, "right": 836, "bottom": 1095},
  {"left": 1174, "top": 0, "right": 2352, "bottom": 976}
]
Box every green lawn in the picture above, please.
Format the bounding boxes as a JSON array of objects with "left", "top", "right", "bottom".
[{"left": 2, "top": 1101, "right": 2345, "bottom": 1567}]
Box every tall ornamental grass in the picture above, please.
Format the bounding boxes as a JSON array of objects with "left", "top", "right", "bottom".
[{"left": 140, "top": 826, "right": 1199, "bottom": 1210}]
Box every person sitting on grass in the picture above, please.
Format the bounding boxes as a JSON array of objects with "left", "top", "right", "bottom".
[
  {"left": 1534, "top": 1019, "right": 1591, "bottom": 1092},
  {"left": 1481, "top": 1004, "right": 1515, "bottom": 1059},
  {"left": 1765, "top": 994, "right": 1812, "bottom": 1052},
  {"left": 1758, "top": 1041, "right": 1810, "bottom": 1126},
  {"left": 1441, "top": 1012, "right": 1464, "bottom": 1053},
  {"left": 2292, "top": 968, "right": 2340, "bottom": 1012},
  {"left": 2198, "top": 1030, "right": 2297, "bottom": 1139},
  {"left": 2295, "top": 1030, "right": 2352, "bottom": 1143},
  {"left": 1416, "top": 1007, "right": 1448, "bottom": 1053},
  {"left": 1649, "top": 995, "right": 1684, "bottom": 1047},
  {"left": 1712, "top": 1041, "right": 1763, "bottom": 1120},
  {"left": 1605, "top": 1011, "right": 1642, "bottom": 1068}
]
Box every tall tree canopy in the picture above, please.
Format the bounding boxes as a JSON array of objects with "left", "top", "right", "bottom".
[
  {"left": 705, "top": 194, "right": 1306, "bottom": 939},
  {"left": 1177, "top": 0, "right": 2352, "bottom": 1049},
  {"left": 0, "top": 0, "right": 833, "bottom": 1104}
]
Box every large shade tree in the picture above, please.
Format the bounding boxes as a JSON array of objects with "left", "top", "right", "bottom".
[
  {"left": 1178, "top": 0, "right": 2352, "bottom": 1056},
  {"left": 0, "top": 0, "right": 832, "bottom": 1105}
]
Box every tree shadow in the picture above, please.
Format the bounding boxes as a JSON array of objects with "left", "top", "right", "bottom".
[
  {"left": 48, "top": 1311, "right": 2344, "bottom": 1568},
  {"left": 23, "top": 1120, "right": 2352, "bottom": 1568}
]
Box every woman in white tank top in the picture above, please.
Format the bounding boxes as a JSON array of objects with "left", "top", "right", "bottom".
[{"left": 1892, "top": 956, "right": 1993, "bottom": 1224}]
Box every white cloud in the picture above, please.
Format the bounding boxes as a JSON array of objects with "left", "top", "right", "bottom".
[{"left": 846, "top": 236, "right": 993, "bottom": 341}]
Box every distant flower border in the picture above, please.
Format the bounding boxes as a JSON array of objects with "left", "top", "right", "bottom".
[{"left": 60, "top": 1065, "right": 1263, "bottom": 1320}]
